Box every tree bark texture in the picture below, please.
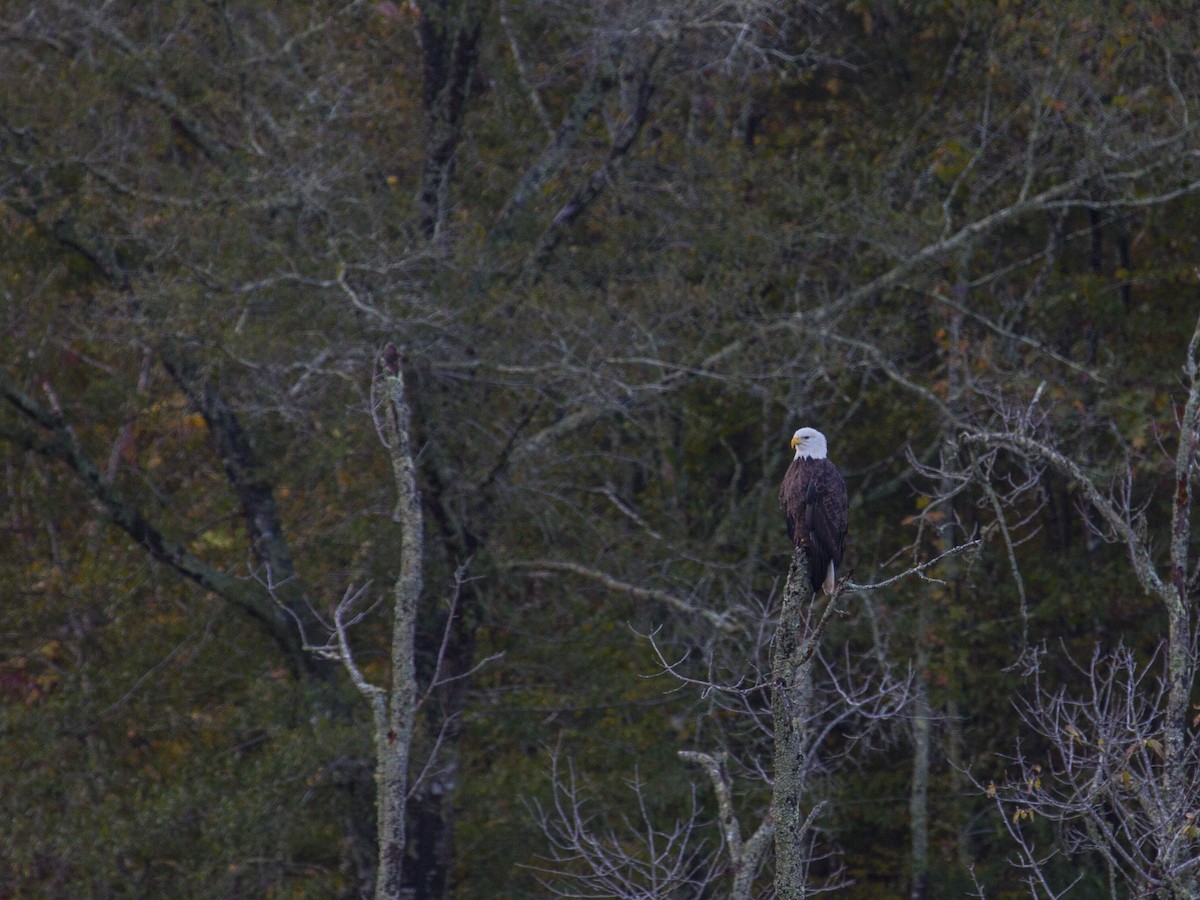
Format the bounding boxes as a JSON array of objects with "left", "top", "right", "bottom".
[
  {"left": 1160, "top": 319, "right": 1200, "bottom": 895},
  {"left": 908, "top": 632, "right": 931, "bottom": 900},
  {"left": 375, "top": 344, "right": 425, "bottom": 900},
  {"left": 772, "top": 549, "right": 816, "bottom": 900}
]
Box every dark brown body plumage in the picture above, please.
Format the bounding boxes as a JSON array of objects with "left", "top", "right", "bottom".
[{"left": 780, "top": 455, "right": 848, "bottom": 594}]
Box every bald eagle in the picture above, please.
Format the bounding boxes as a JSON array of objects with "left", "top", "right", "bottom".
[{"left": 779, "top": 427, "right": 848, "bottom": 595}]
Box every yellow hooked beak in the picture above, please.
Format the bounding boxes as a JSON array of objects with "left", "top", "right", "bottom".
[{"left": 790, "top": 435, "right": 801, "bottom": 449}]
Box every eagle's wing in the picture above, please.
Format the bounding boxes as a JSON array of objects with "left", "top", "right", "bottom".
[
  {"left": 804, "top": 461, "right": 847, "bottom": 590},
  {"left": 779, "top": 460, "right": 804, "bottom": 547}
]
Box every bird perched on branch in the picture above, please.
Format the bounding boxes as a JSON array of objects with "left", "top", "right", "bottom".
[{"left": 779, "top": 427, "right": 848, "bottom": 595}]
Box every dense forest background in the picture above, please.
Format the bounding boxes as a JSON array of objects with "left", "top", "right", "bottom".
[{"left": 4, "top": 1, "right": 1200, "bottom": 897}]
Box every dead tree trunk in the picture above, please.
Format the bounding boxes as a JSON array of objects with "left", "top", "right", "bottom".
[
  {"left": 772, "top": 549, "right": 819, "bottom": 900},
  {"left": 374, "top": 344, "right": 424, "bottom": 900}
]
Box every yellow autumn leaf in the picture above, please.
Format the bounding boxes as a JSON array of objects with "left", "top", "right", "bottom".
[{"left": 200, "top": 530, "right": 235, "bottom": 550}]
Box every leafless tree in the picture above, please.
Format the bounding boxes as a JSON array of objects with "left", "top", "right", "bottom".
[
  {"left": 531, "top": 539, "right": 978, "bottom": 899},
  {"left": 958, "top": 316, "right": 1200, "bottom": 898},
  {"left": 529, "top": 754, "right": 725, "bottom": 898},
  {"left": 292, "top": 345, "right": 491, "bottom": 897}
]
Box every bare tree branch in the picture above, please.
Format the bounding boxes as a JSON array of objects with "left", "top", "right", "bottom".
[
  {"left": 678, "top": 749, "right": 773, "bottom": 900},
  {"left": 510, "top": 558, "right": 737, "bottom": 633}
]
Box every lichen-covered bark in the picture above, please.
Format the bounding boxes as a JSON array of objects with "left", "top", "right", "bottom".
[
  {"left": 679, "top": 749, "right": 774, "bottom": 900},
  {"left": 1160, "top": 320, "right": 1200, "bottom": 895},
  {"left": 375, "top": 344, "right": 424, "bottom": 900},
  {"left": 772, "top": 549, "right": 816, "bottom": 900}
]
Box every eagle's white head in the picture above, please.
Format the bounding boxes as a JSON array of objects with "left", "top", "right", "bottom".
[{"left": 791, "top": 427, "right": 828, "bottom": 460}]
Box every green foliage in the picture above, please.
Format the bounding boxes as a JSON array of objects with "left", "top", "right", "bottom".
[{"left": 0, "top": 545, "right": 372, "bottom": 897}]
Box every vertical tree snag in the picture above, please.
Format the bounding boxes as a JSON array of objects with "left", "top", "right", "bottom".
[
  {"left": 375, "top": 342, "right": 424, "bottom": 900},
  {"left": 1163, "top": 317, "right": 1200, "bottom": 809},
  {"left": 772, "top": 548, "right": 819, "bottom": 900},
  {"left": 769, "top": 544, "right": 970, "bottom": 897},
  {"left": 306, "top": 350, "right": 430, "bottom": 897}
]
